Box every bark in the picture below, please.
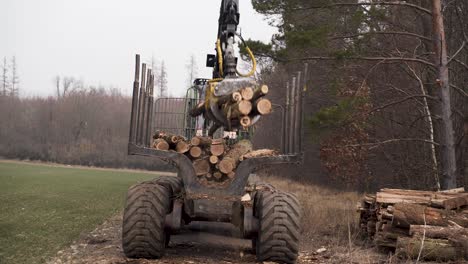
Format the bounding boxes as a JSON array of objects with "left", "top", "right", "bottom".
[
  {"left": 409, "top": 225, "right": 468, "bottom": 239},
  {"left": 219, "top": 140, "right": 253, "bottom": 174},
  {"left": 252, "top": 85, "right": 269, "bottom": 101},
  {"left": 218, "top": 91, "right": 242, "bottom": 105},
  {"left": 191, "top": 136, "right": 212, "bottom": 147},
  {"left": 396, "top": 237, "right": 458, "bottom": 261},
  {"left": 392, "top": 203, "right": 468, "bottom": 228},
  {"left": 432, "top": 0, "right": 458, "bottom": 190}
]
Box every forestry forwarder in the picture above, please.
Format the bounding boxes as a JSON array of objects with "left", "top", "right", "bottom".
[{"left": 123, "top": 1, "right": 304, "bottom": 263}]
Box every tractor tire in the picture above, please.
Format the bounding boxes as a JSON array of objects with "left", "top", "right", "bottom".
[
  {"left": 122, "top": 181, "right": 170, "bottom": 259},
  {"left": 254, "top": 190, "right": 302, "bottom": 264},
  {"left": 151, "top": 176, "right": 183, "bottom": 196}
]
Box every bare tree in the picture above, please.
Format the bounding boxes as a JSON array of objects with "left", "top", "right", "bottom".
[
  {"left": 185, "top": 54, "right": 198, "bottom": 87},
  {"left": 54, "top": 76, "right": 83, "bottom": 98},
  {"left": 158, "top": 61, "right": 168, "bottom": 97},
  {"left": 432, "top": 0, "right": 457, "bottom": 189},
  {"left": 10, "top": 56, "right": 19, "bottom": 97},
  {"left": 1, "top": 57, "right": 8, "bottom": 96}
]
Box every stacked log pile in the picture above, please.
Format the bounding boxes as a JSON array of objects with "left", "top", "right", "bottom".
[
  {"left": 358, "top": 188, "right": 468, "bottom": 261},
  {"left": 151, "top": 131, "right": 278, "bottom": 184},
  {"left": 190, "top": 85, "right": 272, "bottom": 132}
]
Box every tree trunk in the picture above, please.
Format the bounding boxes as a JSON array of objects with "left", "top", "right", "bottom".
[
  {"left": 396, "top": 237, "right": 458, "bottom": 261},
  {"left": 409, "top": 225, "right": 468, "bottom": 239},
  {"left": 191, "top": 136, "right": 212, "bottom": 147},
  {"left": 219, "top": 140, "right": 253, "bottom": 174},
  {"left": 432, "top": 0, "right": 458, "bottom": 190}
]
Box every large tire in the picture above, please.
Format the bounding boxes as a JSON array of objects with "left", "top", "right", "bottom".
[
  {"left": 122, "top": 181, "right": 171, "bottom": 259},
  {"left": 151, "top": 176, "right": 183, "bottom": 196},
  {"left": 254, "top": 190, "right": 302, "bottom": 264}
]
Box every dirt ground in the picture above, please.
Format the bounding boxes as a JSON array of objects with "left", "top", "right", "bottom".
[{"left": 46, "top": 214, "right": 345, "bottom": 264}]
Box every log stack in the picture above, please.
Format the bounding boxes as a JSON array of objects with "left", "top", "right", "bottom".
[
  {"left": 151, "top": 131, "right": 275, "bottom": 184},
  {"left": 189, "top": 85, "right": 272, "bottom": 134},
  {"left": 358, "top": 188, "right": 468, "bottom": 261}
]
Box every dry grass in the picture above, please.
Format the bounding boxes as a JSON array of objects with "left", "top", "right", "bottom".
[{"left": 262, "top": 175, "right": 408, "bottom": 263}]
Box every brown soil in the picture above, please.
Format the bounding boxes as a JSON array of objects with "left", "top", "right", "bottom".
[{"left": 46, "top": 214, "right": 335, "bottom": 264}]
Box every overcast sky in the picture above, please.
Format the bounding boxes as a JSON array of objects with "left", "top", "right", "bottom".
[{"left": 0, "top": 0, "right": 276, "bottom": 97}]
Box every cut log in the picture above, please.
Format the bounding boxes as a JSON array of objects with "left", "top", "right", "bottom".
[
  {"left": 436, "top": 194, "right": 468, "bottom": 210},
  {"left": 210, "top": 140, "right": 225, "bottom": 156},
  {"left": 213, "top": 172, "right": 223, "bottom": 180},
  {"left": 176, "top": 140, "right": 190, "bottom": 154},
  {"left": 209, "top": 155, "right": 219, "bottom": 165},
  {"left": 392, "top": 203, "right": 468, "bottom": 228},
  {"left": 189, "top": 102, "right": 205, "bottom": 117},
  {"left": 252, "top": 85, "right": 269, "bottom": 101},
  {"left": 189, "top": 146, "right": 203, "bottom": 159},
  {"left": 156, "top": 132, "right": 183, "bottom": 146},
  {"left": 152, "top": 139, "right": 170, "bottom": 151},
  {"left": 240, "top": 116, "right": 251, "bottom": 127},
  {"left": 193, "top": 159, "right": 210, "bottom": 176},
  {"left": 253, "top": 98, "right": 272, "bottom": 115},
  {"left": 241, "top": 87, "right": 254, "bottom": 101},
  {"left": 205, "top": 173, "right": 213, "bottom": 179},
  {"left": 396, "top": 237, "right": 458, "bottom": 261},
  {"left": 226, "top": 100, "right": 252, "bottom": 118},
  {"left": 242, "top": 149, "right": 279, "bottom": 160},
  {"left": 376, "top": 190, "right": 432, "bottom": 205},
  {"left": 191, "top": 136, "right": 212, "bottom": 147},
  {"left": 218, "top": 91, "right": 242, "bottom": 105},
  {"left": 219, "top": 140, "right": 253, "bottom": 174},
  {"left": 409, "top": 225, "right": 468, "bottom": 239}
]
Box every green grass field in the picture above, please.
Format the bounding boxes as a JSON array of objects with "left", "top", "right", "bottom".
[{"left": 0, "top": 161, "right": 160, "bottom": 264}]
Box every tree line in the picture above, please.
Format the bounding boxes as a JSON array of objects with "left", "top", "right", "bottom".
[
  {"left": 0, "top": 54, "right": 201, "bottom": 171},
  {"left": 248, "top": 0, "right": 468, "bottom": 191}
]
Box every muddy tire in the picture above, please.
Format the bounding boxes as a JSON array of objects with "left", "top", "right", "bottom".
[
  {"left": 151, "top": 176, "right": 183, "bottom": 196},
  {"left": 122, "top": 181, "right": 170, "bottom": 259},
  {"left": 254, "top": 190, "right": 302, "bottom": 264}
]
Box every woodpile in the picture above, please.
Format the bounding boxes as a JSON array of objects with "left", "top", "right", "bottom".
[
  {"left": 358, "top": 188, "right": 468, "bottom": 261},
  {"left": 189, "top": 85, "right": 272, "bottom": 132},
  {"left": 151, "top": 131, "right": 276, "bottom": 183}
]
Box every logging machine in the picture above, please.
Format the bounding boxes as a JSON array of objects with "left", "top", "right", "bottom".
[{"left": 123, "top": 1, "right": 305, "bottom": 263}]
